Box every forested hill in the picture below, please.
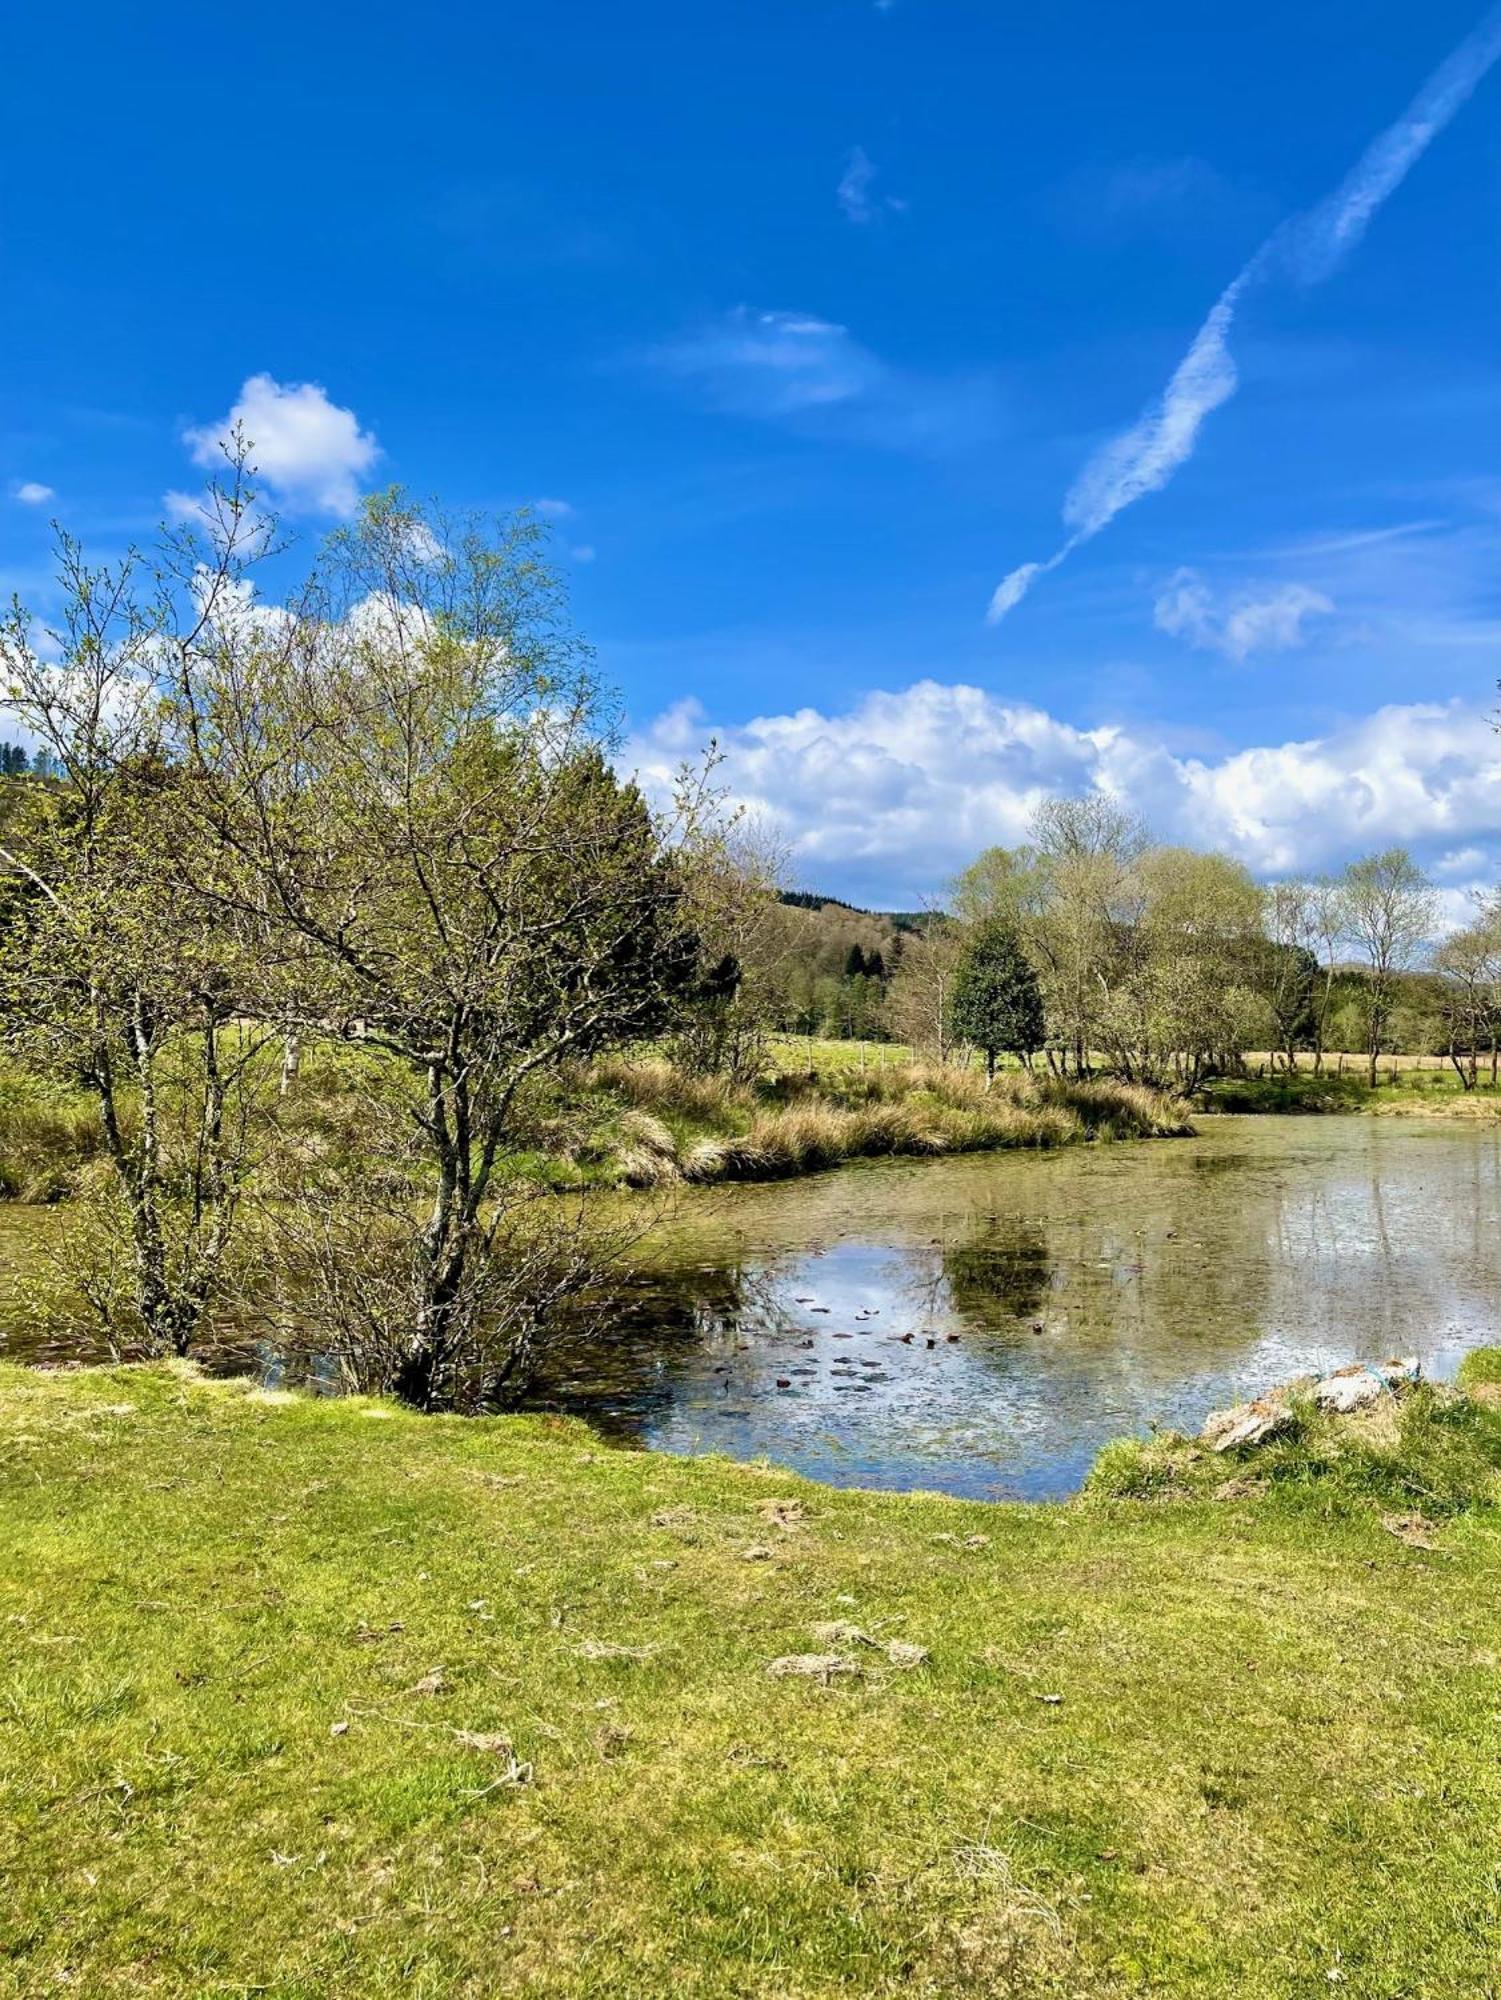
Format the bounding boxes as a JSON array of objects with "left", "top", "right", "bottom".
[{"left": 776, "top": 890, "right": 938, "bottom": 933}]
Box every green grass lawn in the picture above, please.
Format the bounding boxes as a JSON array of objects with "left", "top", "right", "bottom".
[
  {"left": 1199, "top": 1067, "right": 1501, "bottom": 1117},
  {"left": 4, "top": 1365, "right": 1501, "bottom": 1996}
]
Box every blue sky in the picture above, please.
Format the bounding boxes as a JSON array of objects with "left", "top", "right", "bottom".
[{"left": 6, "top": 0, "right": 1501, "bottom": 906}]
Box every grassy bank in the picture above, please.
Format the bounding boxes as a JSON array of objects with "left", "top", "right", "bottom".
[
  {"left": 0, "top": 1046, "right": 1192, "bottom": 1205},
  {"left": 3, "top": 1363, "right": 1501, "bottom": 1996},
  {"left": 1199, "top": 1067, "right": 1501, "bottom": 1117},
  {"left": 584, "top": 1059, "right": 1191, "bottom": 1188}
]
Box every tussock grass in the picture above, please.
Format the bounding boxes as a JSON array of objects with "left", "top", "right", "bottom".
[
  {"left": 589, "top": 1055, "right": 739, "bottom": 1127},
  {"left": 1457, "top": 1346, "right": 1501, "bottom": 1391},
  {"left": 4, "top": 1361, "right": 1501, "bottom": 1996},
  {"left": 595, "top": 1058, "right": 1191, "bottom": 1188},
  {"left": 0, "top": 1045, "right": 1191, "bottom": 1205},
  {"left": 0, "top": 1079, "right": 107, "bottom": 1201},
  {"left": 1085, "top": 1379, "right": 1501, "bottom": 1521}
]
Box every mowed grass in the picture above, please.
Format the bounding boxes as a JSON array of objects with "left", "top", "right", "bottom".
[{"left": 4, "top": 1368, "right": 1501, "bottom": 1995}]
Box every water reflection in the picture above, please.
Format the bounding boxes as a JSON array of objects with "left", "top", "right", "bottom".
[
  {"left": 1, "top": 1116, "right": 1497, "bottom": 1500},
  {"left": 536, "top": 1116, "right": 1501, "bottom": 1499},
  {"left": 942, "top": 1218, "right": 1052, "bottom": 1328}
]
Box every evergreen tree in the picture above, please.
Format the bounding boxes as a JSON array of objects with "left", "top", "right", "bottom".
[
  {"left": 843, "top": 942, "right": 866, "bottom": 979},
  {"left": 949, "top": 921, "right": 1045, "bottom": 1079}
]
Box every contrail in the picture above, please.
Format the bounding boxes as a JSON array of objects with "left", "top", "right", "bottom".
[{"left": 988, "top": 5, "right": 1501, "bottom": 624}]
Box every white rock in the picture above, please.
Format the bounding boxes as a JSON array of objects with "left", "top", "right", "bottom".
[
  {"left": 1201, "top": 1399, "right": 1294, "bottom": 1452},
  {"left": 1313, "top": 1358, "right": 1419, "bottom": 1413}
]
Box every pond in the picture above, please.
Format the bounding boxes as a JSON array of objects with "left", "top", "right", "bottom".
[
  {"left": 2, "top": 1115, "right": 1497, "bottom": 1499},
  {"left": 533, "top": 1114, "right": 1501, "bottom": 1498}
]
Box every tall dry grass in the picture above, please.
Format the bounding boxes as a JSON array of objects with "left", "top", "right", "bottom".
[
  {"left": 593, "top": 1057, "right": 1190, "bottom": 1188},
  {"left": 0, "top": 1090, "right": 107, "bottom": 1201}
]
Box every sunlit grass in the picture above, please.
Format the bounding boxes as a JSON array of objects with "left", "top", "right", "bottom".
[
  {"left": 587, "top": 1057, "right": 1191, "bottom": 1186},
  {"left": 3, "top": 1361, "right": 1501, "bottom": 1995}
]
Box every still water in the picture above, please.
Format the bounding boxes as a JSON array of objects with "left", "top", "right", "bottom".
[
  {"left": 534, "top": 1115, "right": 1501, "bottom": 1499},
  {"left": 2, "top": 1116, "right": 1496, "bottom": 1500}
]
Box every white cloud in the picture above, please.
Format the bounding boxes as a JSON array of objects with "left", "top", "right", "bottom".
[
  {"left": 1153, "top": 568, "right": 1335, "bottom": 660},
  {"left": 12, "top": 481, "right": 54, "bottom": 505},
  {"left": 989, "top": 8, "right": 1501, "bottom": 620},
  {"left": 838, "top": 148, "right": 877, "bottom": 224},
  {"left": 163, "top": 488, "right": 209, "bottom": 526},
  {"left": 402, "top": 522, "right": 444, "bottom": 564},
  {"left": 837, "top": 147, "right": 905, "bottom": 224},
  {"left": 656, "top": 309, "right": 880, "bottom": 415},
  {"left": 183, "top": 373, "right": 380, "bottom": 517},
  {"left": 623, "top": 681, "right": 1501, "bottom": 905},
  {"left": 650, "top": 307, "right": 996, "bottom": 452},
  {"left": 570, "top": 544, "right": 597, "bottom": 564},
  {"left": 1434, "top": 845, "right": 1488, "bottom": 878},
  {"left": 534, "top": 497, "right": 575, "bottom": 519},
  {"left": 1064, "top": 277, "right": 1248, "bottom": 543}
]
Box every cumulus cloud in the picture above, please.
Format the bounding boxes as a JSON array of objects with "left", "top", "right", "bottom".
[
  {"left": 11, "top": 481, "right": 54, "bottom": 505},
  {"left": 183, "top": 373, "right": 380, "bottom": 517},
  {"left": 1153, "top": 568, "right": 1335, "bottom": 660},
  {"left": 534, "top": 497, "right": 575, "bottom": 519},
  {"left": 622, "top": 681, "right": 1501, "bottom": 905},
  {"left": 990, "top": 6, "right": 1501, "bottom": 620}
]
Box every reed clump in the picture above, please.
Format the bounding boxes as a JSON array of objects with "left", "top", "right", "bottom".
[
  {"left": 0, "top": 1084, "right": 110, "bottom": 1202},
  {"left": 595, "top": 1057, "right": 1190, "bottom": 1188}
]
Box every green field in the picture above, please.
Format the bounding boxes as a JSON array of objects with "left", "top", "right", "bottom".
[{"left": 4, "top": 1362, "right": 1501, "bottom": 1996}]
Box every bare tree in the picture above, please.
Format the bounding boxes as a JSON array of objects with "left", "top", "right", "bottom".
[
  {"left": 884, "top": 913, "right": 961, "bottom": 1061},
  {"left": 668, "top": 815, "right": 786, "bottom": 1083}
]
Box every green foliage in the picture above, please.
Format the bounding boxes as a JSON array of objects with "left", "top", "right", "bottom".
[
  {"left": 948, "top": 920, "right": 1045, "bottom": 1076},
  {"left": 1456, "top": 1347, "right": 1501, "bottom": 1389}
]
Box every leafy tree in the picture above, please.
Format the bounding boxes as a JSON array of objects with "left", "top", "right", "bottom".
[
  {"left": 169, "top": 480, "right": 706, "bottom": 1410},
  {"left": 1099, "top": 847, "right": 1267, "bottom": 1090},
  {"left": 1435, "top": 915, "right": 1501, "bottom": 1088},
  {"left": 1262, "top": 880, "right": 1322, "bottom": 1067},
  {"left": 949, "top": 921, "right": 1045, "bottom": 1079},
  {"left": 0, "top": 536, "right": 270, "bottom": 1356},
  {"left": 1341, "top": 849, "right": 1436, "bottom": 1085}
]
